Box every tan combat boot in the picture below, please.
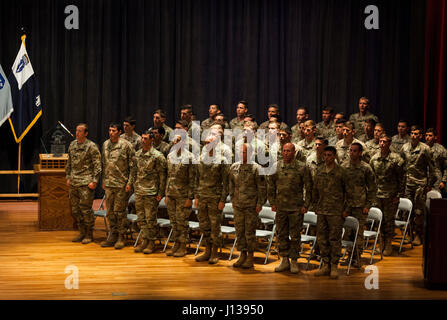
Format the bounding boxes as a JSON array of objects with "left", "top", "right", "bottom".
[
  {"left": 143, "top": 240, "right": 155, "bottom": 254},
  {"left": 208, "top": 245, "right": 219, "bottom": 264},
  {"left": 81, "top": 227, "right": 93, "bottom": 244},
  {"left": 290, "top": 258, "right": 301, "bottom": 274},
  {"left": 383, "top": 238, "right": 393, "bottom": 256},
  {"left": 134, "top": 239, "right": 149, "bottom": 253},
  {"left": 274, "top": 257, "right": 290, "bottom": 272},
  {"left": 314, "top": 262, "right": 331, "bottom": 277},
  {"left": 412, "top": 234, "right": 422, "bottom": 246},
  {"left": 233, "top": 251, "right": 247, "bottom": 268},
  {"left": 100, "top": 232, "right": 118, "bottom": 247},
  {"left": 173, "top": 242, "right": 187, "bottom": 257},
  {"left": 330, "top": 263, "right": 339, "bottom": 279},
  {"left": 195, "top": 242, "right": 212, "bottom": 262},
  {"left": 166, "top": 242, "right": 180, "bottom": 256},
  {"left": 114, "top": 233, "right": 125, "bottom": 249},
  {"left": 72, "top": 224, "right": 86, "bottom": 242},
  {"left": 241, "top": 252, "right": 254, "bottom": 269}
]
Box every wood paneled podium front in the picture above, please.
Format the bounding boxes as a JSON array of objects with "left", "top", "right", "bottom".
[{"left": 34, "top": 154, "right": 75, "bottom": 230}]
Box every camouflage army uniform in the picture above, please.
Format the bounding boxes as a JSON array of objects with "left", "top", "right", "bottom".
[
  {"left": 316, "top": 121, "right": 335, "bottom": 139},
  {"left": 229, "top": 162, "right": 267, "bottom": 253},
  {"left": 162, "top": 123, "right": 173, "bottom": 143},
  {"left": 230, "top": 117, "right": 245, "bottom": 130},
  {"left": 335, "top": 138, "right": 370, "bottom": 164},
  {"left": 370, "top": 151, "right": 405, "bottom": 241},
  {"left": 166, "top": 150, "right": 196, "bottom": 246},
  {"left": 341, "top": 160, "right": 377, "bottom": 259},
  {"left": 296, "top": 138, "right": 316, "bottom": 159},
  {"left": 391, "top": 134, "right": 411, "bottom": 153},
  {"left": 429, "top": 143, "right": 447, "bottom": 190},
  {"left": 400, "top": 142, "right": 437, "bottom": 239},
  {"left": 120, "top": 131, "right": 142, "bottom": 151},
  {"left": 267, "top": 159, "right": 312, "bottom": 260},
  {"left": 365, "top": 139, "right": 380, "bottom": 158},
  {"left": 194, "top": 152, "right": 230, "bottom": 248},
  {"left": 328, "top": 136, "right": 342, "bottom": 147},
  {"left": 133, "top": 147, "right": 167, "bottom": 242},
  {"left": 290, "top": 124, "right": 301, "bottom": 144},
  {"left": 312, "top": 164, "right": 347, "bottom": 265},
  {"left": 349, "top": 112, "right": 379, "bottom": 139},
  {"left": 66, "top": 139, "right": 102, "bottom": 234},
  {"left": 306, "top": 151, "right": 325, "bottom": 180},
  {"left": 259, "top": 121, "right": 289, "bottom": 133},
  {"left": 102, "top": 138, "right": 135, "bottom": 237},
  {"left": 200, "top": 118, "right": 216, "bottom": 132},
  {"left": 154, "top": 140, "right": 172, "bottom": 158},
  {"left": 358, "top": 133, "right": 374, "bottom": 144}
]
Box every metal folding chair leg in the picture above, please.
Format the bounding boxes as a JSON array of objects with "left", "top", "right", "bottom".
[
  {"left": 134, "top": 230, "right": 142, "bottom": 247},
  {"left": 195, "top": 234, "right": 203, "bottom": 256},
  {"left": 163, "top": 228, "right": 173, "bottom": 252},
  {"left": 228, "top": 237, "right": 237, "bottom": 260}
]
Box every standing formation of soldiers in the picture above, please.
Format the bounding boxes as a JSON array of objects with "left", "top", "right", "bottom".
[{"left": 65, "top": 97, "right": 446, "bottom": 277}]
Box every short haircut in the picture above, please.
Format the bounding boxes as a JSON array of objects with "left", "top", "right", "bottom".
[
  {"left": 238, "top": 101, "right": 248, "bottom": 108},
  {"left": 244, "top": 113, "right": 256, "bottom": 122},
  {"left": 410, "top": 125, "right": 423, "bottom": 133},
  {"left": 315, "top": 136, "right": 328, "bottom": 145},
  {"left": 359, "top": 96, "right": 370, "bottom": 105},
  {"left": 180, "top": 105, "right": 193, "bottom": 112},
  {"left": 303, "top": 120, "right": 316, "bottom": 128},
  {"left": 426, "top": 127, "right": 437, "bottom": 135},
  {"left": 210, "top": 104, "right": 221, "bottom": 111},
  {"left": 267, "top": 104, "right": 280, "bottom": 111},
  {"left": 351, "top": 142, "right": 363, "bottom": 152},
  {"left": 379, "top": 134, "right": 391, "bottom": 142},
  {"left": 215, "top": 113, "right": 227, "bottom": 122},
  {"left": 375, "top": 122, "right": 385, "bottom": 130},
  {"left": 269, "top": 114, "right": 283, "bottom": 123},
  {"left": 76, "top": 123, "right": 88, "bottom": 133},
  {"left": 280, "top": 127, "right": 293, "bottom": 135},
  {"left": 324, "top": 146, "right": 337, "bottom": 155},
  {"left": 297, "top": 106, "right": 309, "bottom": 114},
  {"left": 335, "top": 112, "right": 345, "bottom": 118},
  {"left": 210, "top": 123, "right": 224, "bottom": 132},
  {"left": 109, "top": 122, "right": 122, "bottom": 132},
  {"left": 322, "top": 106, "right": 334, "bottom": 114},
  {"left": 335, "top": 119, "right": 347, "bottom": 125},
  {"left": 344, "top": 121, "right": 355, "bottom": 131},
  {"left": 124, "top": 116, "right": 136, "bottom": 126},
  {"left": 151, "top": 126, "right": 165, "bottom": 136},
  {"left": 175, "top": 119, "right": 189, "bottom": 128},
  {"left": 153, "top": 109, "right": 166, "bottom": 118},
  {"left": 365, "top": 118, "right": 377, "bottom": 127},
  {"left": 398, "top": 119, "right": 408, "bottom": 126}
]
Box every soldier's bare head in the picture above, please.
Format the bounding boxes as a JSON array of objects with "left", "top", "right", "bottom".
[
  {"left": 397, "top": 120, "right": 409, "bottom": 136},
  {"left": 267, "top": 104, "right": 280, "bottom": 119},
  {"left": 279, "top": 128, "right": 292, "bottom": 145},
  {"left": 321, "top": 106, "right": 333, "bottom": 123},
  {"left": 296, "top": 107, "right": 309, "bottom": 123},
  {"left": 358, "top": 97, "right": 370, "bottom": 114},
  {"left": 323, "top": 146, "right": 337, "bottom": 166},
  {"left": 425, "top": 128, "right": 437, "bottom": 146},
  {"left": 364, "top": 118, "right": 377, "bottom": 136},
  {"left": 109, "top": 123, "right": 122, "bottom": 143},
  {"left": 180, "top": 105, "right": 193, "bottom": 123},
  {"left": 303, "top": 120, "right": 316, "bottom": 140},
  {"left": 141, "top": 130, "right": 154, "bottom": 150},
  {"left": 282, "top": 143, "right": 295, "bottom": 163},
  {"left": 379, "top": 134, "right": 392, "bottom": 154},
  {"left": 374, "top": 123, "right": 385, "bottom": 142},
  {"left": 153, "top": 109, "right": 166, "bottom": 127},
  {"left": 123, "top": 116, "right": 136, "bottom": 135},
  {"left": 410, "top": 125, "right": 423, "bottom": 145},
  {"left": 342, "top": 121, "right": 355, "bottom": 140},
  {"left": 349, "top": 142, "right": 363, "bottom": 163},
  {"left": 151, "top": 126, "right": 165, "bottom": 144},
  {"left": 209, "top": 104, "right": 221, "bottom": 119},
  {"left": 315, "top": 137, "right": 328, "bottom": 156},
  {"left": 236, "top": 101, "right": 248, "bottom": 118},
  {"left": 75, "top": 123, "right": 88, "bottom": 143}
]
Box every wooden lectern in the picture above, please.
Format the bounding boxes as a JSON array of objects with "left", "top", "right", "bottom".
[{"left": 34, "top": 154, "right": 75, "bottom": 230}]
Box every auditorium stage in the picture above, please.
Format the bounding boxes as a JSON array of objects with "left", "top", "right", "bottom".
[{"left": 0, "top": 200, "right": 446, "bottom": 300}]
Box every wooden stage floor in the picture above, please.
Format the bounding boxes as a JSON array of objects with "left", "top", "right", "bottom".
[{"left": 1, "top": 200, "right": 446, "bottom": 300}]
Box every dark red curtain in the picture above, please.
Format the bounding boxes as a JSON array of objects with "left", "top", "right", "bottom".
[{"left": 424, "top": 0, "right": 447, "bottom": 143}]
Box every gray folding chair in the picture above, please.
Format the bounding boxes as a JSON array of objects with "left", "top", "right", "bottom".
[
  {"left": 93, "top": 195, "right": 109, "bottom": 236},
  {"left": 301, "top": 212, "right": 317, "bottom": 269},
  {"left": 340, "top": 216, "right": 360, "bottom": 275},
  {"left": 256, "top": 207, "right": 277, "bottom": 264},
  {"left": 394, "top": 198, "right": 413, "bottom": 253},
  {"left": 426, "top": 190, "right": 442, "bottom": 210},
  {"left": 363, "top": 207, "right": 383, "bottom": 264},
  {"left": 223, "top": 202, "right": 234, "bottom": 221}
]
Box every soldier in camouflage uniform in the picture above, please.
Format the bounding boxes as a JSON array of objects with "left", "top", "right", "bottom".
[
  {"left": 365, "top": 123, "right": 385, "bottom": 158},
  {"left": 312, "top": 146, "right": 347, "bottom": 279},
  {"left": 258, "top": 104, "right": 289, "bottom": 132},
  {"left": 358, "top": 118, "right": 376, "bottom": 143},
  {"left": 132, "top": 130, "right": 167, "bottom": 254},
  {"left": 229, "top": 143, "right": 267, "bottom": 269},
  {"left": 268, "top": 143, "right": 312, "bottom": 274},
  {"left": 349, "top": 97, "right": 379, "bottom": 139},
  {"left": 296, "top": 120, "right": 317, "bottom": 159},
  {"left": 316, "top": 106, "right": 335, "bottom": 140},
  {"left": 66, "top": 123, "right": 102, "bottom": 244},
  {"left": 152, "top": 126, "right": 171, "bottom": 158},
  {"left": 194, "top": 132, "right": 230, "bottom": 265},
  {"left": 391, "top": 120, "right": 411, "bottom": 153},
  {"left": 164, "top": 135, "right": 196, "bottom": 257},
  {"left": 291, "top": 107, "right": 309, "bottom": 143},
  {"left": 400, "top": 125, "right": 437, "bottom": 246},
  {"left": 335, "top": 121, "right": 370, "bottom": 163},
  {"left": 230, "top": 101, "right": 248, "bottom": 130},
  {"left": 370, "top": 134, "right": 405, "bottom": 256},
  {"left": 328, "top": 119, "right": 345, "bottom": 146},
  {"left": 201, "top": 104, "right": 222, "bottom": 132},
  {"left": 121, "top": 116, "right": 142, "bottom": 151},
  {"left": 100, "top": 123, "right": 136, "bottom": 249},
  {"left": 152, "top": 109, "right": 173, "bottom": 143},
  {"left": 341, "top": 142, "right": 377, "bottom": 266},
  {"left": 306, "top": 137, "right": 327, "bottom": 179},
  {"left": 425, "top": 128, "right": 447, "bottom": 196}
]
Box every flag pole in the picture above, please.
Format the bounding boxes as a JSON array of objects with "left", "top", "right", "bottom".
[{"left": 16, "top": 33, "right": 27, "bottom": 194}]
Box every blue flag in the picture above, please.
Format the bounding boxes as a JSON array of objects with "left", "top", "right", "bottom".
[
  {"left": 0, "top": 64, "right": 13, "bottom": 127},
  {"left": 8, "top": 40, "right": 42, "bottom": 143}
]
